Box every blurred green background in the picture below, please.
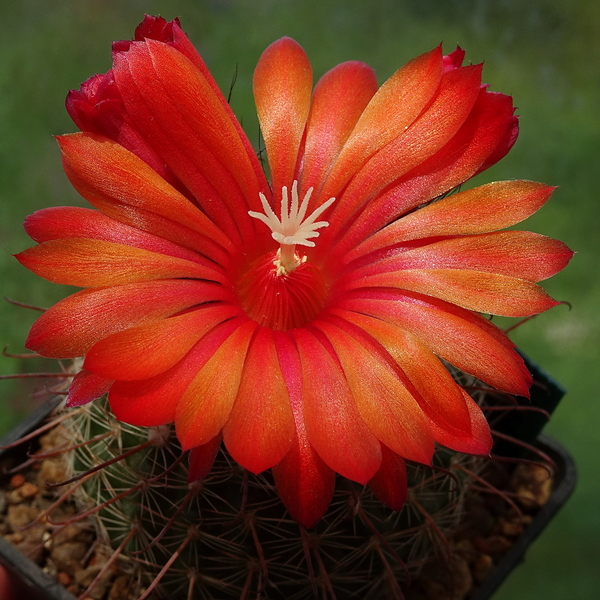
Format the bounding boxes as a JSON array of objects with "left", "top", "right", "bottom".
[{"left": 1, "top": 0, "right": 597, "bottom": 598}]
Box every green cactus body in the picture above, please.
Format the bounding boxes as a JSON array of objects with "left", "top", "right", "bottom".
[{"left": 43, "top": 394, "right": 485, "bottom": 600}]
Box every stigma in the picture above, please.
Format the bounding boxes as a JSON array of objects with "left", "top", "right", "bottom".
[{"left": 249, "top": 181, "right": 336, "bottom": 275}]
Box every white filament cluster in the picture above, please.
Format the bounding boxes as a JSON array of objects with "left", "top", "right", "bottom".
[{"left": 249, "top": 181, "right": 336, "bottom": 248}]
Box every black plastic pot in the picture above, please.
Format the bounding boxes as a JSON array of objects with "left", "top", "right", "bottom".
[
  {"left": 491, "top": 353, "right": 568, "bottom": 457},
  {"left": 0, "top": 363, "right": 577, "bottom": 600}
]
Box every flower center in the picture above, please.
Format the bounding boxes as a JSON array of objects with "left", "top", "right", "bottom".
[
  {"left": 248, "top": 181, "right": 336, "bottom": 275},
  {"left": 238, "top": 182, "right": 335, "bottom": 330},
  {"left": 237, "top": 253, "right": 328, "bottom": 330}
]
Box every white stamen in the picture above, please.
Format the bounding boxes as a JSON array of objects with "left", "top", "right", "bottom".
[{"left": 249, "top": 181, "right": 336, "bottom": 274}]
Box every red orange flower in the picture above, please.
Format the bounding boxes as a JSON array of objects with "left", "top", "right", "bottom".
[{"left": 17, "top": 16, "right": 572, "bottom": 527}]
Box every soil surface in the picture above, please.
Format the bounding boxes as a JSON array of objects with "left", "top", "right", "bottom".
[{"left": 0, "top": 424, "right": 145, "bottom": 600}]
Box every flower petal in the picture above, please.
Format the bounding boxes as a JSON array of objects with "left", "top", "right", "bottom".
[
  {"left": 65, "top": 69, "right": 178, "bottom": 187},
  {"left": 344, "top": 232, "right": 573, "bottom": 290},
  {"left": 333, "top": 310, "right": 472, "bottom": 438},
  {"left": 318, "top": 46, "right": 443, "bottom": 203},
  {"left": 314, "top": 319, "right": 434, "bottom": 464},
  {"left": 300, "top": 61, "right": 378, "bottom": 201},
  {"left": 324, "top": 63, "right": 483, "bottom": 241},
  {"left": 428, "top": 390, "right": 492, "bottom": 455},
  {"left": 335, "top": 309, "right": 492, "bottom": 455},
  {"left": 113, "top": 40, "right": 268, "bottom": 243},
  {"left": 175, "top": 320, "right": 257, "bottom": 450},
  {"left": 24, "top": 206, "right": 217, "bottom": 266},
  {"left": 25, "top": 280, "right": 224, "bottom": 359},
  {"left": 58, "top": 133, "right": 232, "bottom": 256},
  {"left": 223, "top": 328, "right": 296, "bottom": 474},
  {"left": 66, "top": 370, "right": 113, "bottom": 407},
  {"left": 109, "top": 319, "right": 246, "bottom": 427},
  {"left": 349, "top": 180, "right": 555, "bottom": 260},
  {"left": 16, "top": 238, "right": 224, "bottom": 287},
  {"left": 474, "top": 93, "right": 519, "bottom": 175},
  {"left": 293, "top": 329, "right": 382, "bottom": 484},
  {"left": 188, "top": 435, "right": 222, "bottom": 483},
  {"left": 328, "top": 87, "right": 520, "bottom": 259},
  {"left": 272, "top": 433, "right": 335, "bottom": 528},
  {"left": 338, "top": 290, "right": 532, "bottom": 396},
  {"left": 368, "top": 445, "right": 407, "bottom": 511},
  {"left": 121, "top": 16, "right": 269, "bottom": 199},
  {"left": 85, "top": 304, "right": 242, "bottom": 380},
  {"left": 253, "top": 37, "right": 313, "bottom": 194},
  {"left": 84, "top": 199, "right": 231, "bottom": 267},
  {"left": 350, "top": 268, "right": 559, "bottom": 317},
  {"left": 272, "top": 331, "right": 335, "bottom": 528}
]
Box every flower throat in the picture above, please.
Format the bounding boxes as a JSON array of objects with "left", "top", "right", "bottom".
[{"left": 239, "top": 182, "right": 335, "bottom": 330}]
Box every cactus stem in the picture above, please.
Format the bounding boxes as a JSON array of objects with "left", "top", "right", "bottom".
[
  {"left": 373, "top": 541, "right": 405, "bottom": 600},
  {"left": 1, "top": 348, "right": 41, "bottom": 359},
  {"left": 145, "top": 450, "right": 187, "bottom": 483},
  {"left": 358, "top": 505, "right": 409, "bottom": 582},
  {"left": 228, "top": 469, "right": 250, "bottom": 527},
  {"left": 247, "top": 515, "right": 269, "bottom": 593},
  {"left": 491, "top": 430, "right": 555, "bottom": 463},
  {"left": 138, "top": 526, "right": 198, "bottom": 600},
  {"left": 462, "top": 383, "right": 508, "bottom": 396},
  {"left": 0, "top": 372, "right": 74, "bottom": 379},
  {"left": 487, "top": 455, "right": 554, "bottom": 478},
  {"left": 300, "top": 527, "right": 320, "bottom": 600},
  {"left": 483, "top": 405, "right": 552, "bottom": 422},
  {"left": 503, "top": 314, "right": 539, "bottom": 334},
  {"left": 2, "top": 296, "right": 47, "bottom": 311},
  {"left": 46, "top": 438, "right": 156, "bottom": 488},
  {"left": 3, "top": 383, "right": 544, "bottom": 598},
  {"left": 310, "top": 536, "right": 336, "bottom": 600},
  {"left": 240, "top": 562, "right": 256, "bottom": 600},
  {"left": 185, "top": 572, "right": 197, "bottom": 600},
  {"left": 132, "top": 484, "right": 198, "bottom": 555},
  {"left": 407, "top": 493, "right": 452, "bottom": 562},
  {"left": 429, "top": 464, "right": 461, "bottom": 493},
  {"left": 6, "top": 456, "right": 38, "bottom": 475}
]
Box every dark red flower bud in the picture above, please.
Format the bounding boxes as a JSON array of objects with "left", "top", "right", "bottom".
[
  {"left": 443, "top": 46, "right": 466, "bottom": 72},
  {"left": 66, "top": 71, "right": 125, "bottom": 137}
]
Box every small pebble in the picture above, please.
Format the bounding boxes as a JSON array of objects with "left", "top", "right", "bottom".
[
  {"left": 57, "top": 571, "right": 72, "bottom": 587},
  {"left": 473, "top": 554, "right": 494, "bottom": 584},
  {"left": 6, "top": 503, "right": 38, "bottom": 529},
  {"left": 50, "top": 541, "right": 89, "bottom": 575},
  {"left": 473, "top": 534, "right": 512, "bottom": 556},
  {"left": 511, "top": 464, "right": 553, "bottom": 509},
  {"left": 9, "top": 474, "right": 25, "bottom": 489},
  {"left": 17, "top": 482, "right": 39, "bottom": 500},
  {"left": 107, "top": 576, "right": 133, "bottom": 600},
  {"left": 37, "top": 458, "right": 69, "bottom": 488},
  {"left": 498, "top": 516, "right": 525, "bottom": 537}
]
